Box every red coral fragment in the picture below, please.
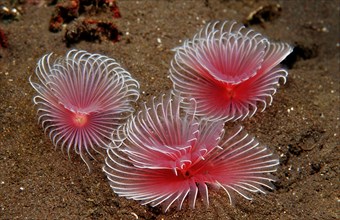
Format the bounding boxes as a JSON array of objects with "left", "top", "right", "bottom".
[
  {"left": 103, "top": 0, "right": 121, "bottom": 18},
  {"left": 49, "top": 0, "right": 80, "bottom": 32},
  {"left": 64, "top": 18, "right": 122, "bottom": 47},
  {"left": 49, "top": 0, "right": 121, "bottom": 32},
  {"left": 0, "top": 28, "right": 8, "bottom": 48}
]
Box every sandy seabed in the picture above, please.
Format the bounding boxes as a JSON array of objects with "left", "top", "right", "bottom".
[{"left": 0, "top": 0, "right": 339, "bottom": 219}]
